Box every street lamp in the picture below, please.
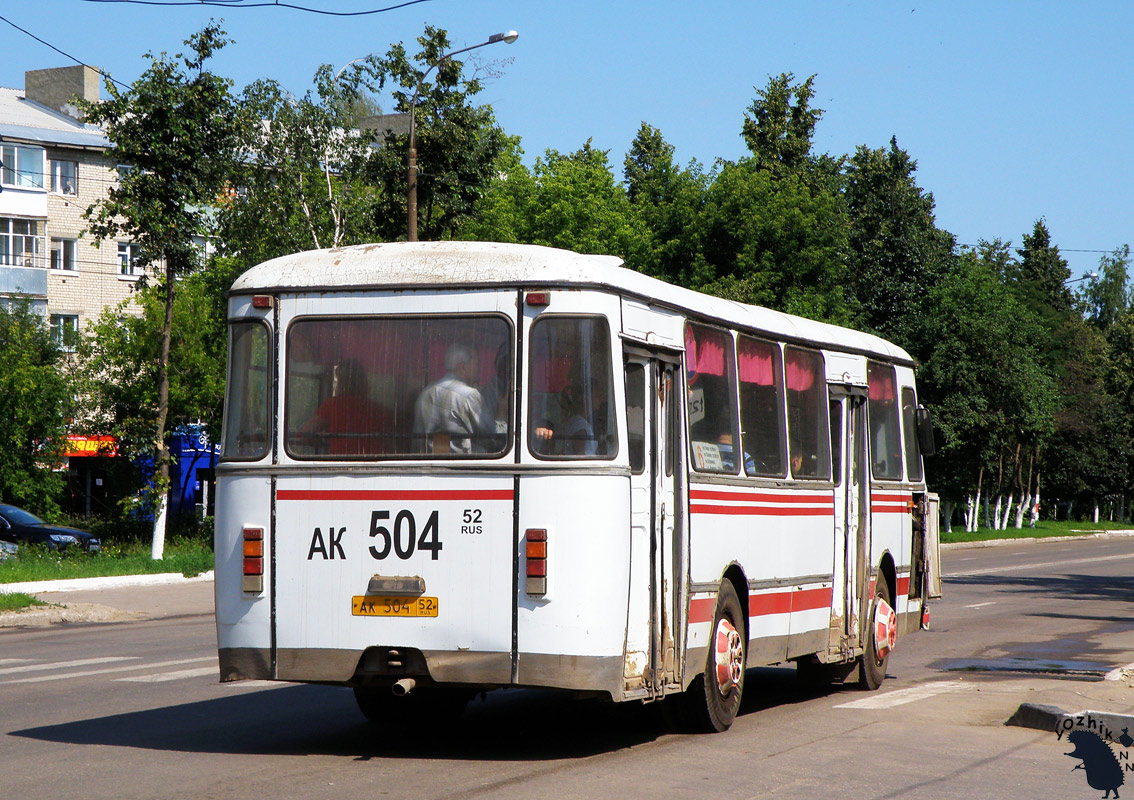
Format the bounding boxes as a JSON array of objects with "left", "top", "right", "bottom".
[
  {"left": 1065, "top": 272, "right": 1099, "bottom": 285},
  {"left": 407, "top": 30, "right": 518, "bottom": 242}
]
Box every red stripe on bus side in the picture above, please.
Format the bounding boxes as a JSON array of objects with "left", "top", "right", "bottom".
[
  {"left": 688, "top": 586, "right": 835, "bottom": 624},
  {"left": 276, "top": 489, "right": 515, "bottom": 502},
  {"left": 690, "top": 504, "right": 834, "bottom": 517},
  {"left": 690, "top": 489, "right": 834, "bottom": 504},
  {"left": 896, "top": 575, "right": 911, "bottom": 596},
  {"left": 871, "top": 504, "right": 910, "bottom": 514}
]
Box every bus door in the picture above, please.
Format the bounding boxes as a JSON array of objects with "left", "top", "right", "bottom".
[
  {"left": 624, "top": 350, "right": 683, "bottom": 697},
  {"left": 828, "top": 387, "right": 871, "bottom": 656}
]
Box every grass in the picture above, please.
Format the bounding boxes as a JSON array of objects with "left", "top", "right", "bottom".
[
  {"left": 0, "top": 537, "right": 213, "bottom": 586},
  {"left": 940, "top": 518, "right": 1134, "bottom": 544},
  {"left": 0, "top": 592, "right": 48, "bottom": 612}
]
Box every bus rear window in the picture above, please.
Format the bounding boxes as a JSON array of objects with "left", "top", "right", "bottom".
[
  {"left": 222, "top": 321, "right": 271, "bottom": 460},
  {"left": 285, "top": 316, "right": 512, "bottom": 458}
]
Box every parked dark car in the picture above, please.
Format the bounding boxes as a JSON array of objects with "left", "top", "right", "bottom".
[{"left": 0, "top": 504, "right": 101, "bottom": 552}]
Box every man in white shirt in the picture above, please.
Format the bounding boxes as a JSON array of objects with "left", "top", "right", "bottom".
[{"left": 413, "top": 344, "right": 485, "bottom": 454}]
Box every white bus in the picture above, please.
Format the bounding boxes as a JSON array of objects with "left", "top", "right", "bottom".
[{"left": 216, "top": 241, "right": 940, "bottom": 732}]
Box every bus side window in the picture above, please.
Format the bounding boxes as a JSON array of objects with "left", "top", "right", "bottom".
[
  {"left": 685, "top": 323, "right": 740, "bottom": 474},
  {"left": 625, "top": 363, "right": 645, "bottom": 474},
  {"left": 829, "top": 396, "right": 843, "bottom": 487},
  {"left": 901, "top": 387, "right": 923, "bottom": 482},
  {"left": 867, "top": 361, "right": 902, "bottom": 480},
  {"left": 785, "top": 346, "right": 831, "bottom": 480}
]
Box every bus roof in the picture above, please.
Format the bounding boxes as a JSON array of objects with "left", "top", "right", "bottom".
[{"left": 231, "top": 241, "right": 914, "bottom": 365}]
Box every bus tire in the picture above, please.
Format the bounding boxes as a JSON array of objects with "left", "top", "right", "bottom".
[
  {"left": 681, "top": 580, "right": 746, "bottom": 732},
  {"left": 859, "top": 578, "right": 894, "bottom": 691}
]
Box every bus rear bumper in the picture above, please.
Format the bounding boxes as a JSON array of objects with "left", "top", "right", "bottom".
[{"left": 219, "top": 646, "right": 623, "bottom": 697}]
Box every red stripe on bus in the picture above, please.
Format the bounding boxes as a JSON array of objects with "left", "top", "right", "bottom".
[
  {"left": 276, "top": 489, "right": 515, "bottom": 501},
  {"left": 871, "top": 504, "right": 910, "bottom": 514},
  {"left": 689, "top": 585, "right": 835, "bottom": 624},
  {"left": 690, "top": 504, "right": 834, "bottom": 517},
  {"left": 896, "top": 575, "right": 911, "bottom": 596},
  {"left": 690, "top": 489, "right": 834, "bottom": 504}
]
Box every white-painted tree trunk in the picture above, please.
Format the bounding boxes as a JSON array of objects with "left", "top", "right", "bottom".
[
  {"left": 1093, "top": 502, "right": 1100, "bottom": 524},
  {"left": 992, "top": 496, "right": 1003, "bottom": 530},
  {"left": 151, "top": 495, "right": 168, "bottom": 560},
  {"left": 1015, "top": 492, "right": 1031, "bottom": 529},
  {"left": 1001, "top": 494, "right": 1014, "bottom": 530}
]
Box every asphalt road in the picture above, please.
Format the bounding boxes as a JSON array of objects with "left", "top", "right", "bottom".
[{"left": 2, "top": 535, "right": 1133, "bottom": 800}]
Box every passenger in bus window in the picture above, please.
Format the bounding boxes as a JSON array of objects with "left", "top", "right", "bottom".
[
  {"left": 298, "top": 359, "right": 390, "bottom": 456},
  {"left": 557, "top": 383, "right": 603, "bottom": 455},
  {"left": 478, "top": 343, "right": 511, "bottom": 443},
  {"left": 413, "top": 344, "right": 486, "bottom": 454}
]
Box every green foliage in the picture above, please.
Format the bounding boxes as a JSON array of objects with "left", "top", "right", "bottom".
[
  {"left": 465, "top": 140, "right": 649, "bottom": 261},
  {"left": 1082, "top": 245, "right": 1132, "bottom": 331},
  {"left": 0, "top": 301, "right": 70, "bottom": 512},
  {"left": 0, "top": 593, "right": 47, "bottom": 612},
  {"left": 364, "top": 25, "right": 512, "bottom": 241},
  {"left": 844, "top": 137, "right": 956, "bottom": 344}
]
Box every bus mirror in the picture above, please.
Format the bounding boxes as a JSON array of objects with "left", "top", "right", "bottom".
[{"left": 915, "top": 406, "right": 936, "bottom": 457}]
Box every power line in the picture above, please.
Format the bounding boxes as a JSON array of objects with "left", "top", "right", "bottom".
[
  {"left": 79, "top": 0, "right": 433, "bottom": 15},
  {"left": 0, "top": 14, "right": 130, "bottom": 90}
]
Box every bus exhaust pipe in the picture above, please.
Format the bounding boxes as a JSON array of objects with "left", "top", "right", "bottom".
[{"left": 391, "top": 678, "right": 416, "bottom": 696}]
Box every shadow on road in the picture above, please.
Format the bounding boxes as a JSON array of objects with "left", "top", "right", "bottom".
[{"left": 9, "top": 665, "right": 848, "bottom": 759}]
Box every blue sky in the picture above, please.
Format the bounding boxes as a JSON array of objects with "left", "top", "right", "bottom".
[{"left": 2, "top": 1, "right": 1130, "bottom": 278}]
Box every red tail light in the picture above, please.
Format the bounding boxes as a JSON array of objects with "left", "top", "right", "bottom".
[
  {"left": 242, "top": 527, "right": 264, "bottom": 593},
  {"left": 525, "top": 529, "right": 547, "bottom": 595}
]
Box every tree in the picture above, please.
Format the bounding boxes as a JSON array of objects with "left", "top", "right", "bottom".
[
  {"left": 0, "top": 302, "right": 71, "bottom": 512},
  {"left": 363, "top": 25, "right": 512, "bottom": 241},
  {"left": 698, "top": 158, "right": 851, "bottom": 323},
  {"left": 464, "top": 140, "right": 648, "bottom": 261},
  {"left": 741, "top": 73, "right": 822, "bottom": 176},
  {"left": 844, "top": 136, "right": 956, "bottom": 345},
  {"left": 1082, "top": 245, "right": 1132, "bottom": 331},
  {"left": 78, "top": 23, "right": 250, "bottom": 558},
  {"left": 219, "top": 71, "right": 383, "bottom": 268},
  {"left": 623, "top": 122, "right": 710, "bottom": 286},
  {"left": 1014, "top": 220, "right": 1073, "bottom": 311}
]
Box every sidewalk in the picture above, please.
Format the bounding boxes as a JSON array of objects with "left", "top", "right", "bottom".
[{"left": 0, "top": 572, "right": 214, "bottom": 627}]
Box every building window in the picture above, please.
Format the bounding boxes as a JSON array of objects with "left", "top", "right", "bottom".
[
  {"left": 0, "top": 144, "right": 45, "bottom": 189},
  {"left": 0, "top": 218, "right": 44, "bottom": 267},
  {"left": 50, "top": 238, "right": 77, "bottom": 271},
  {"left": 50, "top": 160, "right": 78, "bottom": 195},
  {"left": 50, "top": 314, "right": 79, "bottom": 351},
  {"left": 118, "top": 242, "right": 142, "bottom": 276}
]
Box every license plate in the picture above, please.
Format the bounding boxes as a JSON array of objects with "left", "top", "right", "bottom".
[{"left": 352, "top": 595, "right": 439, "bottom": 617}]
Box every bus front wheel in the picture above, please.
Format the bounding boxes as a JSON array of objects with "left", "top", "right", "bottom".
[{"left": 859, "top": 578, "right": 895, "bottom": 690}]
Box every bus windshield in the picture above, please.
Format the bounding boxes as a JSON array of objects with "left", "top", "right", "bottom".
[{"left": 285, "top": 315, "right": 512, "bottom": 458}]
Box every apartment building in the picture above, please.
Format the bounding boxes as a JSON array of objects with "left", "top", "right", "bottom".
[{"left": 0, "top": 65, "right": 143, "bottom": 346}]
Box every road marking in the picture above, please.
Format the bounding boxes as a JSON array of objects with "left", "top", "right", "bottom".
[
  {"left": 949, "top": 552, "right": 1134, "bottom": 577},
  {"left": 119, "top": 665, "right": 218, "bottom": 683},
  {"left": 964, "top": 601, "right": 996, "bottom": 609},
  {"left": 0, "top": 658, "right": 33, "bottom": 666},
  {"left": 835, "top": 681, "right": 974, "bottom": 709},
  {"left": 0, "top": 656, "right": 137, "bottom": 676},
  {"left": 1, "top": 657, "right": 215, "bottom": 685}
]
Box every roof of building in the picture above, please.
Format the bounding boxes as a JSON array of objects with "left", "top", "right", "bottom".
[
  {"left": 0, "top": 87, "right": 109, "bottom": 149},
  {"left": 231, "top": 241, "right": 914, "bottom": 364}
]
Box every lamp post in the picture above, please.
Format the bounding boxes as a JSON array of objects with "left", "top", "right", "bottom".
[
  {"left": 1064, "top": 272, "right": 1099, "bottom": 285},
  {"left": 407, "top": 30, "right": 518, "bottom": 242}
]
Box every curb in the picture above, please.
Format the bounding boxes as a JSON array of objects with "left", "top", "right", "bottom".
[
  {"left": 1007, "top": 703, "right": 1134, "bottom": 741},
  {"left": 942, "top": 530, "right": 1134, "bottom": 550},
  {"left": 0, "top": 570, "right": 214, "bottom": 595}
]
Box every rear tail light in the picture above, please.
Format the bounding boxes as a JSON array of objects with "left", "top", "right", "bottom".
[
  {"left": 525, "top": 529, "right": 547, "bottom": 596},
  {"left": 242, "top": 527, "right": 264, "bottom": 593}
]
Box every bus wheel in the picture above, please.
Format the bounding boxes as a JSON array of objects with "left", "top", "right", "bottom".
[
  {"left": 681, "top": 580, "right": 746, "bottom": 732},
  {"left": 859, "top": 578, "right": 896, "bottom": 691},
  {"left": 353, "top": 686, "right": 471, "bottom": 726}
]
